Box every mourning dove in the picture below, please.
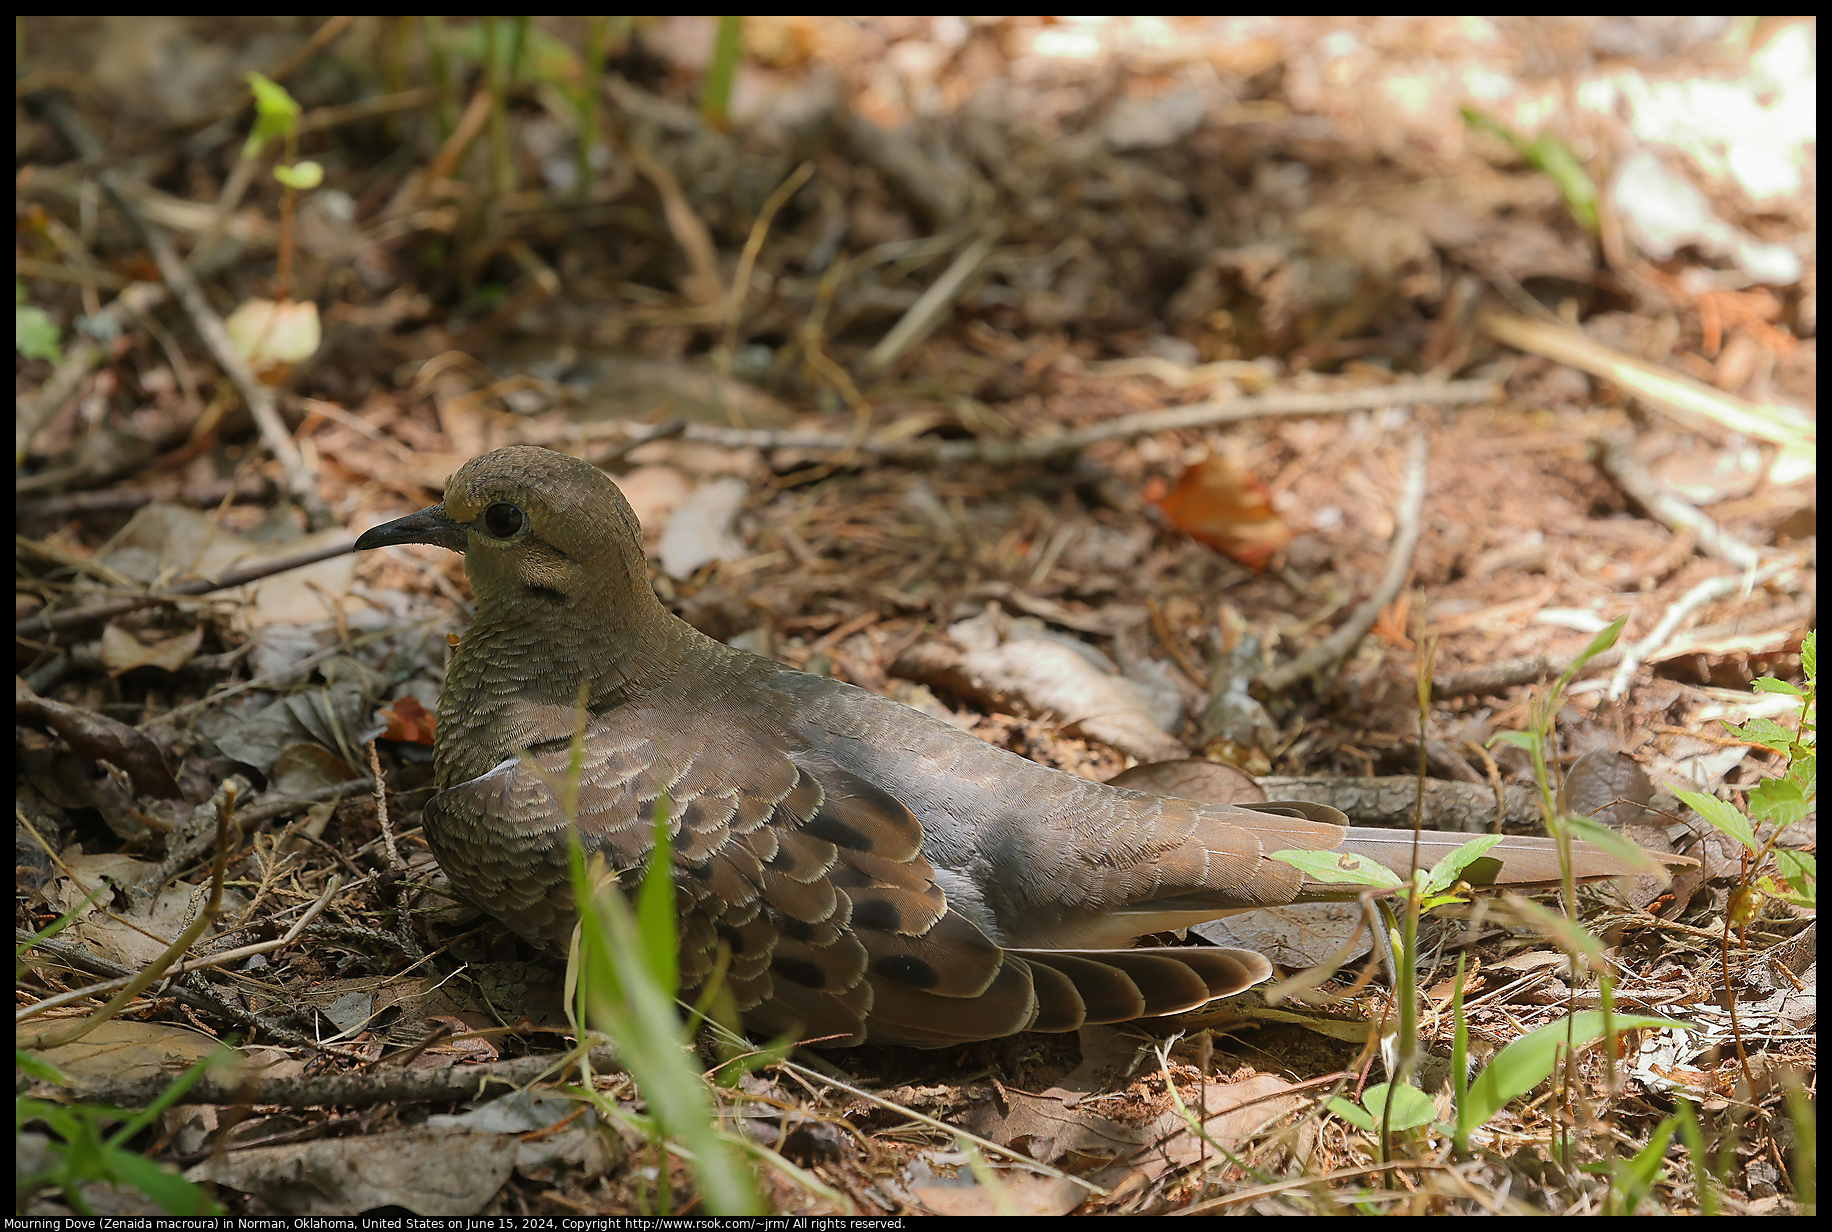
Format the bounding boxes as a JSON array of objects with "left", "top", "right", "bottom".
[{"left": 356, "top": 446, "right": 1686, "bottom": 1047}]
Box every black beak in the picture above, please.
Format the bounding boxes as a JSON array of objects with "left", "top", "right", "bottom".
[{"left": 354, "top": 505, "right": 467, "bottom": 553}]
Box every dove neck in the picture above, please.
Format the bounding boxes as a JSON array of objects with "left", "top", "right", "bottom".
[{"left": 456, "top": 567, "right": 694, "bottom": 709}]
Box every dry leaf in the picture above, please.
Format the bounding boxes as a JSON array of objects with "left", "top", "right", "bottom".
[
  {"left": 382, "top": 695, "right": 436, "bottom": 745},
  {"left": 100, "top": 622, "right": 204, "bottom": 675},
  {"left": 1150, "top": 454, "right": 1295, "bottom": 570},
  {"left": 224, "top": 296, "right": 321, "bottom": 382}
]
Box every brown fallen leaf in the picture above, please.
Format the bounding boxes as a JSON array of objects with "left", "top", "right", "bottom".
[
  {"left": 909, "top": 1166, "right": 1088, "bottom": 1216},
  {"left": 960, "top": 1024, "right": 1304, "bottom": 1186},
  {"left": 1149, "top": 454, "right": 1295, "bottom": 570},
  {"left": 100, "top": 622, "right": 204, "bottom": 675},
  {"left": 382, "top": 695, "right": 436, "bottom": 745}
]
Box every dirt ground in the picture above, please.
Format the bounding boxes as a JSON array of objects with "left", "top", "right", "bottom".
[{"left": 17, "top": 16, "right": 1815, "bottom": 1218}]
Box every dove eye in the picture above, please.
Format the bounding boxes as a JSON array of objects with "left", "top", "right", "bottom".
[{"left": 482, "top": 502, "right": 526, "bottom": 538}]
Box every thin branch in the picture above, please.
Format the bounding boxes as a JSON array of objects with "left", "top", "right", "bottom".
[
  {"left": 16, "top": 538, "right": 356, "bottom": 638},
  {"left": 21, "top": 1045, "right": 626, "bottom": 1113},
  {"left": 21, "top": 787, "right": 237, "bottom": 1050},
  {"left": 1481, "top": 309, "right": 1814, "bottom": 454},
  {"left": 134, "top": 777, "right": 376, "bottom": 901},
  {"left": 16, "top": 930, "right": 324, "bottom": 1052},
  {"left": 31, "top": 92, "right": 331, "bottom": 528},
  {"left": 866, "top": 231, "right": 997, "bottom": 370},
  {"left": 567, "top": 379, "right": 1499, "bottom": 468},
  {"left": 1431, "top": 649, "right": 1622, "bottom": 699},
  {"left": 1605, "top": 558, "right": 1802, "bottom": 701},
  {"left": 18, "top": 876, "right": 340, "bottom": 1022},
  {"left": 1590, "top": 433, "right": 1762, "bottom": 570}
]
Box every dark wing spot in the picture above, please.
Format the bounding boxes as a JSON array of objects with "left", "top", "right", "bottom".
[
  {"left": 804, "top": 811, "right": 871, "bottom": 852},
  {"left": 525, "top": 584, "right": 568, "bottom": 605},
  {"left": 873, "top": 954, "right": 938, "bottom": 989},
  {"left": 771, "top": 955, "right": 827, "bottom": 989},
  {"left": 850, "top": 897, "right": 903, "bottom": 932},
  {"left": 777, "top": 915, "right": 815, "bottom": 943}
]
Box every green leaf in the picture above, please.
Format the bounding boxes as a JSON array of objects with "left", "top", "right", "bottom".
[
  {"left": 1361, "top": 1082, "right": 1438, "bottom": 1132},
  {"left": 1422, "top": 834, "right": 1504, "bottom": 895},
  {"left": 16, "top": 1049, "right": 69, "bottom": 1085},
  {"left": 699, "top": 15, "right": 743, "bottom": 129},
  {"left": 1750, "top": 677, "right": 1806, "bottom": 698},
  {"left": 272, "top": 160, "right": 324, "bottom": 190},
  {"left": 636, "top": 795, "right": 679, "bottom": 999},
  {"left": 19, "top": 880, "right": 109, "bottom": 957},
  {"left": 1565, "top": 815, "right": 1675, "bottom": 876},
  {"left": 1270, "top": 848, "right": 1403, "bottom": 889},
  {"left": 17, "top": 1060, "right": 224, "bottom": 1217},
  {"left": 1724, "top": 715, "right": 1805, "bottom": 754},
  {"left": 1747, "top": 776, "right": 1810, "bottom": 826},
  {"left": 1673, "top": 788, "right": 1757, "bottom": 852},
  {"left": 1523, "top": 133, "right": 1601, "bottom": 232},
  {"left": 1459, "top": 1011, "right": 1689, "bottom": 1136},
  {"left": 243, "top": 70, "right": 301, "bottom": 157},
  {"left": 17, "top": 281, "right": 62, "bottom": 362},
  {"left": 101, "top": 1149, "right": 218, "bottom": 1215},
  {"left": 1460, "top": 107, "right": 1601, "bottom": 232},
  {"left": 1327, "top": 1096, "right": 1377, "bottom": 1132},
  {"left": 1584, "top": 1110, "right": 1681, "bottom": 1215},
  {"left": 1489, "top": 730, "right": 1540, "bottom": 753},
  {"left": 567, "top": 833, "right": 761, "bottom": 1215},
  {"left": 1767, "top": 850, "right": 1816, "bottom": 908},
  {"left": 1563, "top": 614, "right": 1628, "bottom": 684}
]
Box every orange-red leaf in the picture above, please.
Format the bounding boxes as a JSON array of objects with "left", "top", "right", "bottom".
[
  {"left": 382, "top": 695, "right": 436, "bottom": 745},
  {"left": 1151, "top": 455, "right": 1295, "bottom": 570}
]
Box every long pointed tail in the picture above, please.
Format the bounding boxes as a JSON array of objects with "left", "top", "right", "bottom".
[{"left": 1326, "top": 826, "right": 1693, "bottom": 894}]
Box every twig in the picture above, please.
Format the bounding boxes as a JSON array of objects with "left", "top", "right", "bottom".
[
  {"left": 31, "top": 93, "right": 331, "bottom": 528},
  {"left": 1146, "top": 595, "right": 1211, "bottom": 690},
  {"left": 971, "top": 379, "right": 1494, "bottom": 466},
  {"left": 15, "top": 537, "right": 356, "bottom": 638},
  {"left": 1480, "top": 309, "right": 1814, "bottom": 456},
  {"left": 722, "top": 160, "right": 816, "bottom": 371},
  {"left": 17, "top": 876, "right": 340, "bottom": 1022},
  {"left": 1257, "top": 435, "right": 1429, "bottom": 694},
  {"left": 144, "top": 622, "right": 428, "bottom": 731},
  {"left": 772, "top": 1055, "right": 1105, "bottom": 1196},
  {"left": 368, "top": 739, "right": 405, "bottom": 871},
  {"left": 20, "top": 1045, "right": 626, "bottom": 1113},
  {"left": 866, "top": 232, "right": 997, "bottom": 370},
  {"left": 1431, "top": 649, "right": 1621, "bottom": 699},
  {"left": 390, "top": 86, "right": 493, "bottom": 216},
  {"left": 1606, "top": 558, "right": 1801, "bottom": 701},
  {"left": 562, "top": 379, "right": 1499, "bottom": 467},
  {"left": 14, "top": 930, "right": 324, "bottom": 1052},
  {"left": 22, "top": 785, "right": 238, "bottom": 1050},
  {"left": 588, "top": 418, "right": 686, "bottom": 469},
  {"left": 628, "top": 143, "right": 725, "bottom": 309},
  {"left": 840, "top": 113, "right": 971, "bottom": 229},
  {"left": 1589, "top": 433, "right": 1763, "bottom": 570},
  {"left": 135, "top": 777, "right": 375, "bottom": 900}
]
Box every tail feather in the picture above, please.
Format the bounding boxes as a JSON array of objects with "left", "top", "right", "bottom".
[
  {"left": 1323, "top": 827, "right": 1687, "bottom": 895},
  {"left": 1017, "top": 946, "right": 1273, "bottom": 1029}
]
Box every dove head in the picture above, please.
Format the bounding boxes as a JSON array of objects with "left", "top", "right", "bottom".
[
  {"left": 356, "top": 446, "right": 679, "bottom": 686},
  {"left": 437, "top": 446, "right": 650, "bottom": 607}
]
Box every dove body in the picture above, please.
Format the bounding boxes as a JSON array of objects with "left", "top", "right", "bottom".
[{"left": 357, "top": 447, "right": 1679, "bottom": 1046}]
